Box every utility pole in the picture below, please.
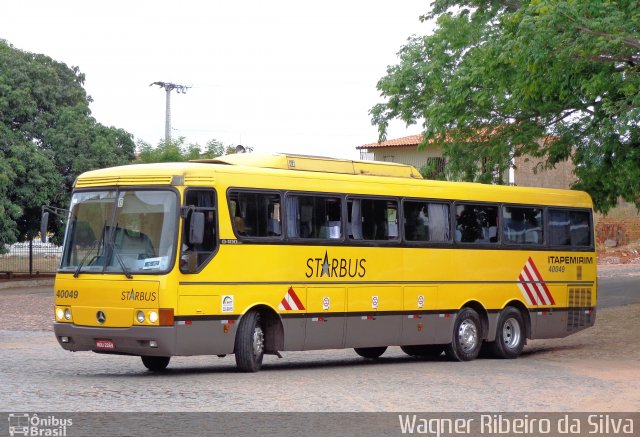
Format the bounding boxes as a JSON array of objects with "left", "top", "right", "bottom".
[{"left": 150, "top": 81, "right": 190, "bottom": 143}]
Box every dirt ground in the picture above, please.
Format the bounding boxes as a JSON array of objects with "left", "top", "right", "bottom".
[{"left": 597, "top": 241, "right": 640, "bottom": 265}]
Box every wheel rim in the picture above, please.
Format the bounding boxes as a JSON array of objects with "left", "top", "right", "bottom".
[
  {"left": 458, "top": 319, "right": 478, "bottom": 352},
  {"left": 502, "top": 317, "right": 521, "bottom": 349},
  {"left": 252, "top": 326, "right": 264, "bottom": 357}
]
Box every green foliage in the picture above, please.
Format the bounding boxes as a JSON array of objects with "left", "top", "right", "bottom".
[
  {"left": 371, "top": 0, "right": 640, "bottom": 212},
  {"left": 0, "top": 40, "right": 135, "bottom": 248},
  {"left": 136, "top": 137, "right": 252, "bottom": 163}
]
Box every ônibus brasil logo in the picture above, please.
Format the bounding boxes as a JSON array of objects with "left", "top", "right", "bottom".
[{"left": 8, "top": 413, "right": 72, "bottom": 436}]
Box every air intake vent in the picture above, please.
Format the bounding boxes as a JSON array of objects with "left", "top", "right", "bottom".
[{"left": 567, "top": 287, "right": 592, "bottom": 332}]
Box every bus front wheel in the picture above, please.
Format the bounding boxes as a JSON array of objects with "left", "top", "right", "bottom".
[
  {"left": 141, "top": 356, "right": 170, "bottom": 371},
  {"left": 354, "top": 346, "right": 387, "bottom": 359},
  {"left": 445, "top": 307, "right": 482, "bottom": 362},
  {"left": 234, "top": 310, "right": 265, "bottom": 372},
  {"left": 488, "top": 307, "right": 525, "bottom": 359}
]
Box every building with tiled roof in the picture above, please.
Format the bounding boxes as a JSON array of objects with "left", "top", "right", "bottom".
[
  {"left": 357, "top": 134, "right": 576, "bottom": 189},
  {"left": 357, "top": 134, "right": 446, "bottom": 178}
]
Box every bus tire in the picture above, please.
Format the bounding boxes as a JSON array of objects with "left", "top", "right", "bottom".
[
  {"left": 354, "top": 346, "right": 387, "bottom": 359},
  {"left": 401, "top": 345, "right": 444, "bottom": 357},
  {"left": 141, "top": 356, "right": 170, "bottom": 371},
  {"left": 445, "top": 307, "right": 482, "bottom": 362},
  {"left": 488, "top": 307, "right": 525, "bottom": 359},
  {"left": 234, "top": 310, "right": 265, "bottom": 372}
]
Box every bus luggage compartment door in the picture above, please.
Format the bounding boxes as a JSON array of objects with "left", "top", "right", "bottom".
[{"left": 303, "top": 287, "right": 346, "bottom": 350}]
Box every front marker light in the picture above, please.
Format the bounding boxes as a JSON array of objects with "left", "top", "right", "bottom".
[
  {"left": 148, "top": 311, "right": 158, "bottom": 323},
  {"left": 64, "top": 308, "right": 72, "bottom": 320},
  {"left": 136, "top": 311, "right": 145, "bottom": 324},
  {"left": 56, "top": 308, "right": 64, "bottom": 320}
]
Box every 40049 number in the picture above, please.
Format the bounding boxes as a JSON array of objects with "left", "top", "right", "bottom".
[
  {"left": 548, "top": 265, "right": 566, "bottom": 273},
  {"left": 56, "top": 289, "right": 79, "bottom": 299}
]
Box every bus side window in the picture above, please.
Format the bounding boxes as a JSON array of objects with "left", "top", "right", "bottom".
[
  {"left": 548, "top": 209, "right": 591, "bottom": 247},
  {"left": 229, "top": 191, "right": 281, "bottom": 238},
  {"left": 181, "top": 189, "right": 217, "bottom": 273},
  {"left": 404, "top": 201, "right": 450, "bottom": 242},
  {"left": 502, "top": 206, "right": 543, "bottom": 244},
  {"left": 548, "top": 209, "right": 571, "bottom": 246},
  {"left": 348, "top": 198, "right": 398, "bottom": 241},
  {"left": 570, "top": 210, "right": 591, "bottom": 246},
  {"left": 455, "top": 203, "right": 499, "bottom": 243},
  {"left": 287, "top": 195, "right": 341, "bottom": 239}
]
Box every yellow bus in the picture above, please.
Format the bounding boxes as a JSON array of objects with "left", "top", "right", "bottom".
[{"left": 44, "top": 153, "right": 596, "bottom": 372}]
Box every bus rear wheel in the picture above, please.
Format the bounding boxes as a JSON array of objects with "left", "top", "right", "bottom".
[
  {"left": 401, "top": 345, "right": 444, "bottom": 358},
  {"left": 141, "top": 356, "right": 170, "bottom": 371},
  {"left": 445, "top": 307, "right": 482, "bottom": 362},
  {"left": 235, "top": 310, "right": 265, "bottom": 372},
  {"left": 488, "top": 307, "right": 525, "bottom": 359},
  {"left": 354, "top": 346, "right": 387, "bottom": 359}
]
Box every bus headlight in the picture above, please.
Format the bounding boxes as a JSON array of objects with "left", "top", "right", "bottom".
[
  {"left": 148, "top": 311, "right": 158, "bottom": 323},
  {"left": 56, "top": 308, "right": 64, "bottom": 320},
  {"left": 136, "top": 311, "right": 145, "bottom": 324},
  {"left": 64, "top": 308, "right": 72, "bottom": 320}
]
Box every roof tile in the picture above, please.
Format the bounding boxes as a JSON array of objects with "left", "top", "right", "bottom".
[{"left": 357, "top": 134, "right": 423, "bottom": 149}]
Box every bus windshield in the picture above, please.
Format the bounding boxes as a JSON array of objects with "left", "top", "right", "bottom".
[{"left": 60, "top": 189, "right": 178, "bottom": 275}]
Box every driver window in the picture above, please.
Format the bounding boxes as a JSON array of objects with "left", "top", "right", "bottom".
[{"left": 180, "top": 189, "right": 217, "bottom": 273}]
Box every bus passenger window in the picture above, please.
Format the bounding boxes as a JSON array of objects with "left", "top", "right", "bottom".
[
  {"left": 549, "top": 209, "right": 591, "bottom": 247},
  {"left": 180, "top": 189, "right": 217, "bottom": 273},
  {"left": 348, "top": 198, "right": 398, "bottom": 241},
  {"left": 403, "top": 201, "right": 450, "bottom": 242},
  {"left": 502, "top": 206, "right": 542, "bottom": 244},
  {"left": 570, "top": 211, "right": 591, "bottom": 246},
  {"left": 455, "top": 204, "right": 498, "bottom": 243},
  {"left": 286, "top": 195, "right": 341, "bottom": 239},
  {"left": 228, "top": 191, "right": 282, "bottom": 238}
]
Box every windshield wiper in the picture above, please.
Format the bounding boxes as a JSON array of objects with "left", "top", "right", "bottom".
[
  {"left": 73, "top": 238, "right": 101, "bottom": 278},
  {"left": 108, "top": 222, "right": 133, "bottom": 279},
  {"left": 109, "top": 242, "right": 133, "bottom": 279},
  {"left": 74, "top": 221, "right": 107, "bottom": 278}
]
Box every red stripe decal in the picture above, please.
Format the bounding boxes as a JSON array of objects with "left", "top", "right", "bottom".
[
  {"left": 288, "top": 287, "right": 305, "bottom": 310},
  {"left": 527, "top": 257, "right": 555, "bottom": 304},
  {"left": 518, "top": 273, "right": 538, "bottom": 304},
  {"left": 280, "top": 298, "right": 292, "bottom": 311},
  {"left": 523, "top": 265, "right": 547, "bottom": 305}
]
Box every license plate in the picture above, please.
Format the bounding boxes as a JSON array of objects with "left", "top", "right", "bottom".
[{"left": 95, "top": 339, "right": 115, "bottom": 350}]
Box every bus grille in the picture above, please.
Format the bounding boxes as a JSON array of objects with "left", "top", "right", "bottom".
[{"left": 567, "top": 287, "right": 592, "bottom": 332}]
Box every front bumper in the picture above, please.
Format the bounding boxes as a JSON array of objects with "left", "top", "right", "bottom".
[{"left": 54, "top": 322, "right": 177, "bottom": 356}]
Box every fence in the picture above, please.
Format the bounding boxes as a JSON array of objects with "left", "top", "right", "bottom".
[{"left": 0, "top": 240, "right": 62, "bottom": 275}]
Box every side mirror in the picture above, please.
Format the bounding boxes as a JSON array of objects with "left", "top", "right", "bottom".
[
  {"left": 40, "top": 211, "right": 49, "bottom": 243},
  {"left": 189, "top": 212, "right": 205, "bottom": 245}
]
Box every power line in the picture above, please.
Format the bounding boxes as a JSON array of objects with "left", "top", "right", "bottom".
[{"left": 149, "top": 81, "right": 191, "bottom": 143}]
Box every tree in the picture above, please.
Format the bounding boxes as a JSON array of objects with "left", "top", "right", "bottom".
[
  {"left": 136, "top": 137, "right": 252, "bottom": 163},
  {"left": 0, "top": 40, "right": 135, "bottom": 248},
  {"left": 371, "top": 0, "right": 640, "bottom": 212}
]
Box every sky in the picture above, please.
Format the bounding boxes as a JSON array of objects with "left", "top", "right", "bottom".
[{"left": 2, "top": 0, "right": 432, "bottom": 159}]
